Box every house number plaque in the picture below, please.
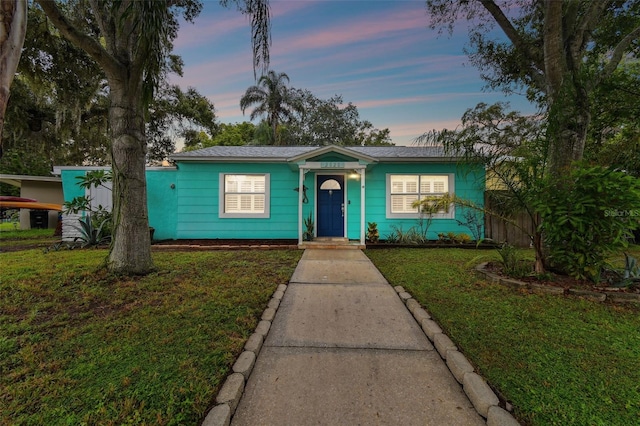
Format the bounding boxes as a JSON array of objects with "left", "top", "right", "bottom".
[{"left": 320, "top": 161, "right": 345, "bottom": 168}]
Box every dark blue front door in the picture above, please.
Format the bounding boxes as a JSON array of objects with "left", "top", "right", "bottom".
[{"left": 317, "top": 175, "right": 344, "bottom": 237}]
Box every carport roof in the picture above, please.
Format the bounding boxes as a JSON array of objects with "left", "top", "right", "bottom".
[{"left": 0, "top": 174, "right": 62, "bottom": 188}]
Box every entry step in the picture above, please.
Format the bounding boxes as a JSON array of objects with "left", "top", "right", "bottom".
[{"left": 298, "top": 238, "right": 365, "bottom": 250}]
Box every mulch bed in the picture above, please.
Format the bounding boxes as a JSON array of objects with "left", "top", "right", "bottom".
[{"left": 484, "top": 261, "right": 639, "bottom": 294}]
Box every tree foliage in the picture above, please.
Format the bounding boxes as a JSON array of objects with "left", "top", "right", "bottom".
[
  {"left": 425, "top": 0, "right": 640, "bottom": 174},
  {"left": 418, "top": 102, "right": 548, "bottom": 272},
  {"left": 284, "top": 89, "right": 392, "bottom": 146},
  {"left": 585, "top": 60, "right": 640, "bottom": 176},
  {"left": 1, "top": 4, "right": 218, "bottom": 174},
  {"left": 238, "top": 75, "right": 392, "bottom": 146},
  {"left": 1, "top": 4, "right": 110, "bottom": 172},
  {"left": 535, "top": 164, "right": 640, "bottom": 281},
  {"left": 147, "top": 83, "right": 219, "bottom": 164}
]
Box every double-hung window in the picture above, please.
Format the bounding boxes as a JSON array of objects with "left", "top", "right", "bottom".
[
  {"left": 219, "top": 174, "right": 270, "bottom": 218},
  {"left": 386, "top": 174, "right": 454, "bottom": 218}
]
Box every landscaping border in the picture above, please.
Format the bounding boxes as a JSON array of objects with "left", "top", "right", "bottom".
[
  {"left": 201, "top": 283, "right": 288, "bottom": 426},
  {"left": 201, "top": 277, "right": 522, "bottom": 426},
  {"left": 394, "top": 286, "right": 520, "bottom": 426},
  {"left": 475, "top": 262, "right": 640, "bottom": 305}
]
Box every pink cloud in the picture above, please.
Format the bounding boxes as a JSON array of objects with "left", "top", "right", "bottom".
[
  {"left": 388, "top": 119, "right": 464, "bottom": 146},
  {"left": 174, "top": 12, "right": 246, "bottom": 49},
  {"left": 174, "top": 50, "right": 254, "bottom": 87},
  {"left": 270, "top": 1, "right": 321, "bottom": 18},
  {"left": 355, "top": 91, "right": 485, "bottom": 110},
  {"left": 277, "top": 7, "right": 429, "bottom": 52},
  {"left": 176, "top": 1, "right": 321, "bottom": 49}
]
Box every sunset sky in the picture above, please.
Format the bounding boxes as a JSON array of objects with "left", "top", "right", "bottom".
[{"left": 172, "top": 0, "right": 537, "bottom": 146}]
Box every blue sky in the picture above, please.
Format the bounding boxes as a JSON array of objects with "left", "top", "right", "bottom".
[{"left": 172, "top": 0, "right": 536, "bottom": 146}]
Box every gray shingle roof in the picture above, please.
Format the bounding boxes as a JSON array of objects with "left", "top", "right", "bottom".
[
  {"left": 347, "top": 146, "right": 449, "bottom": 158},
  {"left": 170, "top": 145, "right": 455, "bottom": 162},
  {"left": 172, "top": 146, "right": 315, "bottom": 159}
]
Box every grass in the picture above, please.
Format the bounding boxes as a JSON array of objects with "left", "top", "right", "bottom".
[
  {"left": 0, "top": 224, "right": 59, "bottom": 249},
  {"left": 1, "top": 248, "right": 302, "bottom": 425},
  {"left": 366, "top": 247, "right": 640, "bottom": 426}
]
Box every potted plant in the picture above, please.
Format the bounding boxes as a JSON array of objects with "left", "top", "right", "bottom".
[
  {"left": 303, "top": 213, "right": 314, "bottom": 241},
  {"left": 367, "top": 222, "right": 379, "bottom": 243}
]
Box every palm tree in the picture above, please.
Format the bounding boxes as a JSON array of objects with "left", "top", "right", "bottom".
[{"left": 240, "top": 70, "right": 300, "bottom": 145}]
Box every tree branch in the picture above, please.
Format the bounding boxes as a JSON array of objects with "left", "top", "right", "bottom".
[
  {"left": 479, "top": 0, "right": 545, "bottom": 72},
  {"left": 600, "top": 25, "right": 640, "bottom": 82},
  {"left": 574, "top": 1, "right": 607, "bottom": 50},
  {"left": 35, "top": 0, "right": 121, "bottom": 77}
]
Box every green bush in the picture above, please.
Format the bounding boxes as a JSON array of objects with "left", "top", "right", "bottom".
[
  {"left": 497, "top": 243, "right": 531, "bottom": 278},
  {"left": 536, "top": 164, "right": 640, "bottom": 281}
]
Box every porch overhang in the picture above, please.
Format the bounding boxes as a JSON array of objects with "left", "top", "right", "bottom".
[
  {"left": 294, "top": 162, "right": 371, "bottom": 247},
  {"left": 286, "top": 145, "right": 378, "bottom": 165}
]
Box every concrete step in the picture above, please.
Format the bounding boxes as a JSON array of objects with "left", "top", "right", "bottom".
[{"left": 298, "top": 240, "right": 365, "bottom": 250}]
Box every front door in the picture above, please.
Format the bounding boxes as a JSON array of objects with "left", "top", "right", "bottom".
[{"left": 317, "top": 175, "right": 344, "bottom": 237}]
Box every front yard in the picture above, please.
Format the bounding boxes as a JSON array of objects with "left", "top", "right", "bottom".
[
  {"left": 2, "top": 241, "right": 638, "bottom": 425},
  {"left": 1, "top": 248, "right": 301, "bottom": 425},
  {"left": 366, "top": 247, "right": 640, "bottom": 426}
]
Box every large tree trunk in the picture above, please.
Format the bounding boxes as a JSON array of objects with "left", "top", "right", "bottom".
[
  {"left": 547, "top": 77, "right": 591, "bottom": 175},
  {"left": 107, "top": 79, "right": 154, "bottom": 274},
  {"left": 0, "top": 0, "right": 27, "bottom": 158},
  {"left": 543, "top": 0, "right": 591, "bottom": 175}
]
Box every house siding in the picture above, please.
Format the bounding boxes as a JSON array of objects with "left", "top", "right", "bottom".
[
  {"left": 175, "top": 162, "right": 301, "bottom": 239},
  {"left": 364, "top": 163, "right": 485, "bottom": 240},
  {"left": 57, "top": 149, "right": 485, "bottom": 242},
  {"left": 147, "top": 169, "right": 178, "bottom": 240},
  {"left": 346, "top": 175, "right": 362, "bottom": 240}
]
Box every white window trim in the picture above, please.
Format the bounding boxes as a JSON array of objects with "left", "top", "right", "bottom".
[
  {"left": 385, "top": 173, "right": 455, "bottom": 219},
  {"left": 219, "top": 173, "right": 270, "bottom": 218}
]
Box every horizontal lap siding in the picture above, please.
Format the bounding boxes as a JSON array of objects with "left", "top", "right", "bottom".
[
  {"left": 176, "top": 163, "right": 300, "bottom": 239},
  {"left": 346, "top": 177, "right": 362, "bottom": 240},
  {"left": 365, "top": 163, "right": 485, "bottom": 240},
  {"left": 147, "top": 170, "right": 178, "bottom": 240}
]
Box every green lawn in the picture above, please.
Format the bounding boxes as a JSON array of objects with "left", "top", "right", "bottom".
[
  {"left": 366, "top": 247, "right": 640, "bottom": 426},
  {"left": 0, "top": 224, "right": 59, "bottom": 248},
  {"left": 1, "top": 248, "right": 302, "bottom": 425},
  {"left": 3, "top": 243, "right": 639, "bottom": 425}
]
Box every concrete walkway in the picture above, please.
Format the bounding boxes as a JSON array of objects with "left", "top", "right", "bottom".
[
  {"left": 227, "top": 249, "right": 490, "bottom": 425},
  {"left": 203, "top": 249, "right": 519, "bottom": 424}
]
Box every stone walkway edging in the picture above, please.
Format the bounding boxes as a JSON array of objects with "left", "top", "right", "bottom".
[
  {"left": 475, "top": 262, "right": 640, "bottom": 305},
  {"left": 203, "top": 278, "right": 523, "bottom": 426},
  {"left": 392, "top": 285, "right": 521, "bottom": 426},
  {"left": 201, "top": 283, "right": 288, "bottom": 426}
]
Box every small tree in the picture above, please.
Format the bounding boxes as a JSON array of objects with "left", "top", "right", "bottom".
[{"left": 417, "top": 102, "right": 548, "bottom": 273}]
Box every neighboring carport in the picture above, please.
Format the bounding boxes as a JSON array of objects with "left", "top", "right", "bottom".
[{"left": 0, "top": 174, "right": 63, "bottom": 229}]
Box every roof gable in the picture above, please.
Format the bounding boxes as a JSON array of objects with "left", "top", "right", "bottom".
[{"left": 286, "top": 145, "right": 377, "bottom": 164}]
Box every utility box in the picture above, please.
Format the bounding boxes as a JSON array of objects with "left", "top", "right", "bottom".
[{"left": 29, "top": 210, "right": 48, "bottom": 229}]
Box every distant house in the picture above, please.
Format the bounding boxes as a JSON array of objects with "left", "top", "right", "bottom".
[
  {"left": 0, "top": 174, "right": 64, "bottom": 229},
  {"left": 55, "top": 145, "right": 485, "bottom": 245}
]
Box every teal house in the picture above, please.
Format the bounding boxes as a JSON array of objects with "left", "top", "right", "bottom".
[{"left": 56, "top": 145, "right": 485, "bottom": 245}]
